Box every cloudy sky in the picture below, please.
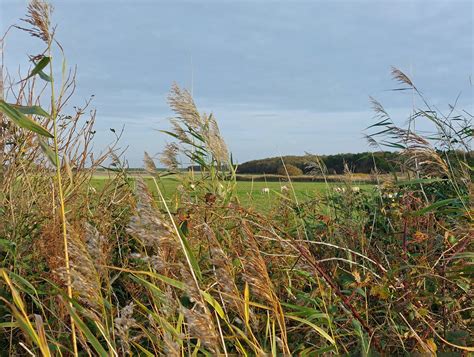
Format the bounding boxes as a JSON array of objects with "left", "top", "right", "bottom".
[{"left": 1, "top": 0, "right": 472, "bottom": 166}]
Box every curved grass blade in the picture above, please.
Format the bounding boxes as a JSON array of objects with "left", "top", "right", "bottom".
[
  {"left": 38, "top": 137, "right": 58, "bottom": 166},
  {"left": 178, "top": 226, "right": 202, "bottom": 281},
  {"left": 63, "top": 303, "right": 109, "bottom": 357},
  {"left": 24, "top": 56, "right": 51, "bottom": 81},
  {"left": 12, "top": 104, "right": 50, "bottom": 117},
  {"left": 413, "top": 198, "right": 462, "bottom": 216},
  {"left": 286, "top": 315, "right": 335, "bottom": 346},
  {"left": 0, "top": 100, "right": 53, "bottom": 138}
]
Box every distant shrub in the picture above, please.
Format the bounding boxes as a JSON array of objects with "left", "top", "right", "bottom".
[{"left": 277, "top": 164, "right": 303, "bottom": 176}]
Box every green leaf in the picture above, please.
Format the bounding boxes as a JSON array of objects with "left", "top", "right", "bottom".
[
  {"left": 12, "top": 104, "right": 50, "bottom": 118},
  {"left": 64, "top": 303, "right": 109, "bottom": 357},
  {"left": 38, "top": 137, "right": 58, "bottom": 166},
  {"left": 413, "top": 198, "right": 461, "bottom": 216},
  {"left": 135, "top": 272, "right": 186, "bottom": 291},
  {"left": 25, "top": 56, "right": 51, "bottom": 81},
  {"left": 395, "top": 178, "right": 446, "bottom": 186},
  {"left": 280, "top": 302, "right": 329, "bottom": 320},
  {"left": 0, "top": 100, "right": 53, "bottom": 138},
  {"left": 178, "top": 226, "right": 202, "bottom": 281},
  {"left": 366, "top": 118, "right": 391, "bottom": 129},
  {"left": 10, "top": 272, "right": 38, "bottom": 296},
  {"left": 38, "top": 70, "right": 52, "bottom": 82},
  {"left": 201, "top": 291, "right": 225, "bottom": 319},
  {"left": 286, "top": 315, "right": 335, "bottom": 345},
  {"left": 0, "top": 239, "right": 16, "bottom": 251},
  {"left": 450, "top": 252, "right": 474, "bottom": 260},
  {"left": 159, "top": 130, "right": 182, "bottom": 140},
  {"left": 130, "top": 275, "right": 166, "bottom": 300},
  {"left": 132, "top": 343, "right": 155, "bottom": 357},
  {"left": 382, "top": 141, "right": 406, "bottom": 149}
]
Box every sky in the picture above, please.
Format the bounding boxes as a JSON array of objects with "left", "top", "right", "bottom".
[{"left": 1, "top": 0, "right": 473, "bottom": 167}]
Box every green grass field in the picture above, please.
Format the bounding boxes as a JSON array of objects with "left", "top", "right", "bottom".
[{"left": 91, "top": 175, "right": 372, "bottom": 211}]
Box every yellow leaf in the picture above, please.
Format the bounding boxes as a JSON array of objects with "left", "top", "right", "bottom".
[
  {"left": 353, "top": 270, "right": 361, "bottom": 283},
  {"left": 370, "top": 285, "right": 389, "bottom": 300},
  {"left": 425, "top": 338, "right": 437, "bottom": 353}
]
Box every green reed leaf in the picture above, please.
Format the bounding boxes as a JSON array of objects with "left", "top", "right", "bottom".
[
  {"left": 38, "top": 137, "right": 58, "bottom": 166},
  {"left": 12, "top": 104, "right": 50, "bottom": 117},
  {"left": 25, "top": 56, "right": 51, "bottom": 81},
  {"left": 0, "top": 100, "right": 53, "bottom": 138}
]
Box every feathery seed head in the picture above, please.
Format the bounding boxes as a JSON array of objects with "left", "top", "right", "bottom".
[
  {"left": 21, "top": 0, "right": 52, "bottom": 43},
  {"left": 160, "top": 143, "right": 179, "bottom": 172},
  {"left": 144, "top": 151, "right": 157, "bottom": 175}
]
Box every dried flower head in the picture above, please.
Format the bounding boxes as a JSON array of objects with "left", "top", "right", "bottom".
[
  {"left": 391, "top": 66, "right": 415, "bottom": 89},
  {"left": 181, "top": 306, "right": 219, "bottom": 352},
  {"left": 168, "top": 83, "right": 202, "bottom": 130},
  {"left": 166, "top": 84, "right": 229, "bottom": 166},
  {"left": 115, "top": 303, "right": 137, "bottom": 355},
  {"left": 369, "top": 96, "right": 391, "bottom": 122},
  {"left": 127, "top": 178, "right": 176, "bottom": 252},
  {"left": 170, "top": 118, "right": 189, "bottom": 143},
  {"left": 20, "top": 0, "right": 52, "bottom": 43},
  {"left": 205, "top": 113, "right": 229, "bottom": 163},
  {"left": 402, "top": 147, "right": 450, "bottom": 177},
  {"left": 144, "top": 151, "right": 157, "bottom": 175},
  {"left": 84, "top": 222, "right": 107, "bottom": 275},
  {"left": 54, "top": 226, "right": 102, "bottom": 312},
  {"left": 160, "top": 143, "right": 179, "bottom": 171}
]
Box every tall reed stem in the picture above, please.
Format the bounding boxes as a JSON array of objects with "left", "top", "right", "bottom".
[{"left": 48, "top": 45, "right": 78, "bottom": 356}]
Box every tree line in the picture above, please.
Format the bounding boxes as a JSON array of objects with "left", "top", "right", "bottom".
[
  {"left": 236, "top": 151, "right": 474, "bottom": 176},
  {"left": 236, "top": 152, "right": 402, "bottom": 175}
]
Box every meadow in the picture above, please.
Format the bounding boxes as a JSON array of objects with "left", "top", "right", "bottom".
[
  {"left": 0, "top": 1, "right": 472, "bottom": 356},
  {"left": 91, "top": 175, "right": 373, "bottom": 212}
]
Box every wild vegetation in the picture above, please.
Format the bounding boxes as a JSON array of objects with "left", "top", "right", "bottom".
[{"left": 0, "top": 2, "right": 472, "bottom": 356}]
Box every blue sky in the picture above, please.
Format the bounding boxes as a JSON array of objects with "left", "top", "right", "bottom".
[{"left": 1, "top": 0, "right": 472, "bottom": 166}]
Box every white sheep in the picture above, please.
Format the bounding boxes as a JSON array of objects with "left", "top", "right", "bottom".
[
  {"left": 351, "top": 186, "right": 360, "bottom": 193},
  {"left": 281, "top": 185, "right": 289, "bottom": 192},
  {"left": 261, "top": 187, "right": 270, "bottom": 194}
]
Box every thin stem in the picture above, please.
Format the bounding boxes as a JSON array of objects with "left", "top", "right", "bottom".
[{"left": 48, "top": 42, "right": 78, "bottom": 356}]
